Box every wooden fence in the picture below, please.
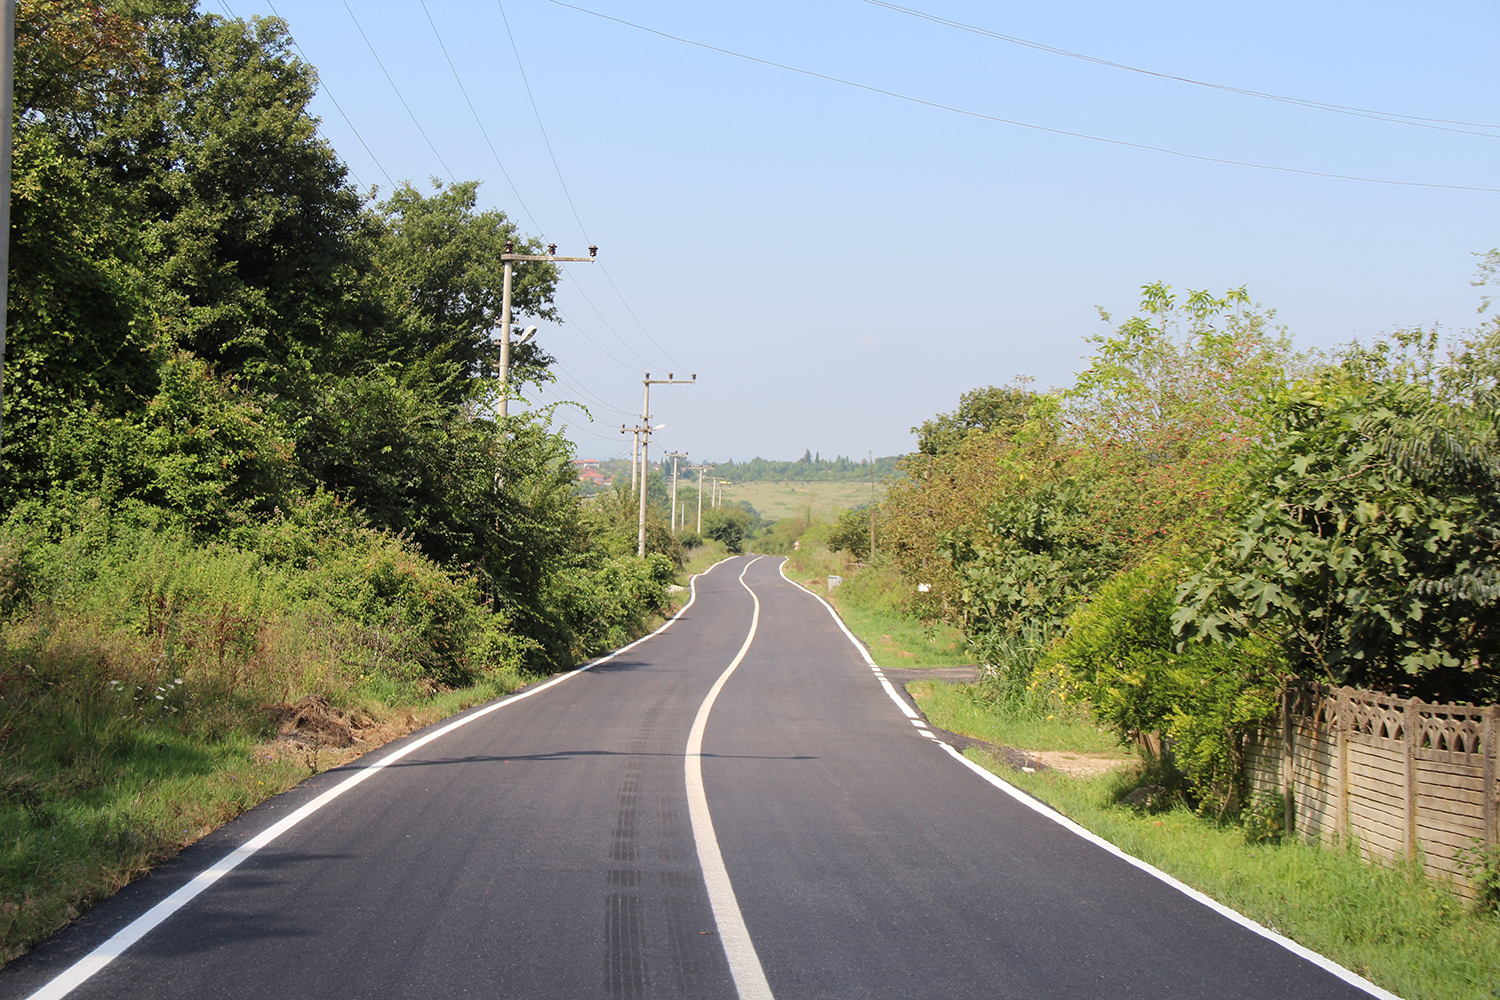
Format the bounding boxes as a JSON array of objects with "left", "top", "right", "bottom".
[{"left": 1243, "top": 682, "right": 1499, "bottom": 896}]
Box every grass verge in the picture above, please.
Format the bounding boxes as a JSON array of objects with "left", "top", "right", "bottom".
[
  {"left": 908, "top": 678, "right": 1121, "bottom": 756},
  {"left": 783, "top": 550, "right": 969, "bottom": 671}
]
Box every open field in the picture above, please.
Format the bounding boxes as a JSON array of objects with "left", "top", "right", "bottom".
[{"left": 725, "top": 480, "right": 886, "bottom": 522}]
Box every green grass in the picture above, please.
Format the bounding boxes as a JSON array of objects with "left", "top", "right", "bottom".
[
  {"left": 730, "top": 481, "right": 885, "bottom": 523},
  {"left": 911, "top": 678, "right": 1123, "bottom": 755},
  {"left": 679, "top": 541, "right": 735, "bottom": 581},
  {"left": 783, "top": 550, "right": 968, "bottom": 670}
]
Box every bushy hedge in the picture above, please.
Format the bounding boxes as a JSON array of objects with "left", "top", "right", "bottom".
[{"left": 1052, "top": 554, "right": 1283, "bottom": 815}]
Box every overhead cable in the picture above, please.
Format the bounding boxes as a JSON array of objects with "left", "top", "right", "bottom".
[
  {"left": 500, "top": 1, "right": 687, "bottom": 370},
  {"left": 264, "top": 0, "right": 395, "bottom": 190},
  {"left": 549, "top": 0, "right": 1500, "bottom": 195},
  {"left": 560, "top": 267, "right": 661, "bottom": 369},
  {"left": 498, "top": 1, "right": 591, "bottom": 241},
  {"left": 860, "top": 0, "right": 1500, "bottom": 138},
  {"left": 420, "top": 1, "right": 545, "bottom": 233},
  {"left": 342, "top": 0, "right": 457, "bottom": 184},
  {"left": 554, "top": 306, "right": 646, "bottom": 372}
]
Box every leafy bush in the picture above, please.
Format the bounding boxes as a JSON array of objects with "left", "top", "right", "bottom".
[
  {"left": 702, "top": 506, "right": 752, "bottom": 554},
  {"left": 1054, "top": 554, "right": 1284, "bottom": 816},
  {"left": 825, "top": 506, "right": 872, "bottom": 560},
  {"left": 939, "top": 477, "right": 1126, "bottom": 638},
  {"left": 1175, "top": 331, "right": 1500, "bottom": 703}
]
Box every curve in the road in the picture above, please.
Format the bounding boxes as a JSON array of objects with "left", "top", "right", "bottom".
[
  {"left": 684, "top": 556, "right": 775, "bottom": 1000},
  {"left": 775, "top": 558, "right": 1399, "bottom": 1000}
]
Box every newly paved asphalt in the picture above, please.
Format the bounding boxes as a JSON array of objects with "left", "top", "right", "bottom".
[{"left": 0, "top": 556, "right": 1384, "bottom": 999}]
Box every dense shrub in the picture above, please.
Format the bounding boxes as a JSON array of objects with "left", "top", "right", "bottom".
[
  {"left": 1054, "top": 554, "right": 1284, "bottom": 815},
  {"left": 825, "top": 506, "right": 873, "bottom": 560}
]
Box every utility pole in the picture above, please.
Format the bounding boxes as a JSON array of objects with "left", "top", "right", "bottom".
[
  {"left": 622, "top": 423, "right": 643, "bottom": 495},
  {"left": 869, "top": 450, "right": 877, "bottom": 561},
  {"left": 690, "top": 464, "right": 712, "bottom": 534},
  {"left": 665, "top": 451, "right": 688, "bottom": 532},
  {"left": 636, "top": 373, "right": 696, "bottom": 558},
  {"left": 497, "top": 241, "right": 596, "bottom": 419},
  {"left": 0, "top": 0, "right": 14, "bottom": 453}
]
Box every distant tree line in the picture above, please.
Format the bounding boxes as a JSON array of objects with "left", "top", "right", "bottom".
[{"left": 710, "top": 453, "right": 899, "bottom": 483}]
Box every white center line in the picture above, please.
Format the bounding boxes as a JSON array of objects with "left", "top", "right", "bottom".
[{"left": 684, "top": 557, "right": 775, "bottom": 1000}]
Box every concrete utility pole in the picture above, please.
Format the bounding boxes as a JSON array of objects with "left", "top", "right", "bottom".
[
  {"left": 665, "top": 451, "right": 688, "bottom": 532},
  {"left": 497, "top": 241, "right": 596, "bottom": 419},
  {"left": 621, "top": 419, "right": 645, "bottom": 494},
  {"left": 869, "top": 450, "right": 877, "bottom": 561},
  {"left": 689, "top": 464, "right": 712, "bottom": 534},
  {"left": 635, "top": 373, "right": 695, "bottom": 558},
  {"left": 622, "top": 423, "right": 643, "bottom": 495},
  {"left": 0, "top": 0, "right": 14, "bottom": 453}
]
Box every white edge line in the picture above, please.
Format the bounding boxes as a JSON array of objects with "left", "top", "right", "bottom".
[
  {"left": 685, "top": 557, "right": 775, "bottom": 1000},
  {"left": 773, "top": 558, "right": 1399, "bottom": 1000},
  {"left": 25, "top": 564, "right": 723, "bottom": 1000}
]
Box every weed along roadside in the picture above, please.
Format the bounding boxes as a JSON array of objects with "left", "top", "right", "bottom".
[{"left": 783, "top": 544, "right": 1500, "bottom": 1000}]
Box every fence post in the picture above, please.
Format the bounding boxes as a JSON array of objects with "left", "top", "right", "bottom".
[
  {"left": 1485, "top": 704, "right": 1499, "bottom": 850},
  {"left": 1282, "top": 687, "right": 1296, "bottom": 839},
  {"left": 1337, "top": 687, "right": 1351, "bottom": 846},
  {"left": 1404, "top": 697, "right": 1420, "bottom": 864}
]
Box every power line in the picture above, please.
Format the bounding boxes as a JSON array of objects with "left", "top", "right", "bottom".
[
  {"left": 554, "top": 305, "right": 645, "bottom": 371},
  {"left": 264, "top": 0, "right": 394, "bottom": 190},
  {"left": 597, "top": 261, "right": 685, "bottom": 370},
  {"left": 549, "top": 363, "right": 638, "bottom": 417},
  {"left": 420, "top": 0, "right": 544, "bottom": 234},
  {"left": 498, "top": 0, "right": 590, "bottom": 241},
  {"left": 859, "top": 0, "right": 1500, "bottom": 138},
  {"left": 550, "top": 0, "right": 1500, "bottom": 195},
  {"left": 342, "top": 0, "right": 456, "bottom": 184},
  {"left": 499, "top": 2, "right": 685, "bottom": 371},
  {"left": 560, "top": 266, "right": 660, "bottom": 369}
]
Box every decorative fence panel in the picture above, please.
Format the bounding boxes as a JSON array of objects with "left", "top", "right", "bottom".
[{"left": 1243, "top": 682, "right": 1499, "bottom": 897}]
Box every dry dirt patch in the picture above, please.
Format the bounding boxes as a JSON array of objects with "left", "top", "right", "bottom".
[
  {"left": 1027, "top": 750, "right": 1129, "bottom": 778},
  {"left": 257, "top": 695, "right": 424, "bottom": 771}
]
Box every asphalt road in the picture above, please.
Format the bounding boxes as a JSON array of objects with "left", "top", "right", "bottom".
[{"left": 0, "top": 555, "right": 1389, "bottom": 999}]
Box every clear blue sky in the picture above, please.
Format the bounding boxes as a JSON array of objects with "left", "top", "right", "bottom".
[{"left": 221, "top": 0, "right": 1499, "bottom": 463}]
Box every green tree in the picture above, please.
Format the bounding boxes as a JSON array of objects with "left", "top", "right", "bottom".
[
  {"left": 912, "top": 383, "right": 1033, "bottom": 456},
  {"left": 702, "top": 506, "right": 752, "bottom": 553},
  {"left": 1174, "top": 330, "right": 1500, "bottom": 702},
  {"left": 827, "top": 506, "right": 872, "bottom": 560},
  {"left": 362, "top": 180, "right": 558, "bottom": 405}
]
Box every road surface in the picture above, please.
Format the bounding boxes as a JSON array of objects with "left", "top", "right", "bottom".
[{"left": 0, "top": 555, "right": 1390, "bottom": 999}]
